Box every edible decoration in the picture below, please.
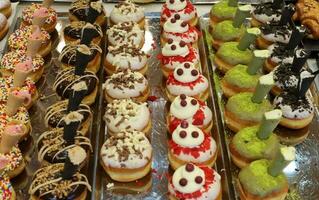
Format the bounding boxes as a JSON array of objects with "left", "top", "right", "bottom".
[
  {"left": 251, "top": 0, "right": 283, "bottom": 26},
  {"left": 268, "top": 146, "right": 296, "bottom": 176},
  {"left": 251, "top": 73, "right": 274, "bottom": 103},
  {"left": 6, "top": 89, "right": 31, "bottom": 116},
  {"left": 69, "top": 1, "right": 105, "bottom": 24},
  {"left": 0, "top": 173, "right": 14, "bottom": 200},
  {"left": 32, "top": 7, "right": 49, "bottom": 27},
  {"left": 67, "top": 81, "right": 88, "bottom": 112},
  {"left": 110, "top": 0, "right": 145, "bottom": 25},
  {"left": 22, "top": 3, "right": 57, "bottom": 27},
  {"left": 63, "top": 111, "right": 83, "bottom": 144},
  {"left": 297, "top": 70, "right": 319, "bottom": 97},
  {"left": 26, "top": 26, "right": 43, "bottom": 57},
  {"left": 0, "top": 123, "right": 25, "bottom": 153},
  {"left": 279, "top": 4, "right": 295, "bottom": 26},
  {"left": 64, "top": 21, "right": 102, "bottom": 44},
  {"left": 232, "top": 5, "right": 251, "bottom": 28},
  {"left": 80, "top": 23, "right": 103, "bottom": 46},
  {"left": 87, "top": 2, "right": 104, "bottom": 24},
  {"left": 62, "top": 146, "right": 87, "bottom": 179},
  {"left": 13, "top": 59, "right": 33, "bottom": 87},
  {"left": 247, "top": 50, "right": 270, "bottom": 75},
  {"left": 238, "top": 28, "right": 261, "bottom": 51},
  {"left": 257, "top": 109, "right": 282, "bottom": 140},
  {"left": 74, "top": 45, "right": 93, "bottom": 75}
]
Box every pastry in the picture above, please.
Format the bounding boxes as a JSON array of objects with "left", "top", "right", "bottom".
[
  {"left": 168, "top": 123, "right": 217, "bottom": 170},
  {"left": 100, "top": 130, "right": 152, "bottom": 182},
  {"left": 167, "top": 95, "right": 213, "bottom": 134},
  {"left": 211, "top": 5, "right": 251, "bottom": 50},
  {"left": 168, "top": 163, "right": 222, "bottom": 200},
  {"left": 29, "top": 146, "right": 91, "bottom": 200},
  {"left": 161, "top": 0, "right": 198, "bottom": 27},
  {"left": 104, "top": 44, "right": 148, "bottom": 75},
  {"left": 161, "top": 15, "right": 199, "bottom": 48},
  {"left": 213, "top": 28, "right": 260, "bottom": 73},
  {"left": 237, "top": 146, "right": 295, "bottom": 200},
  {"left": 59, "top": 44, "right": 102, "bottom": 74},
  {"left": 0, "top": 175, "right": 15, "bottom": 200},
  {"left": 104, "top": 99, "right": 151, "bottom": 136},
  {"left": 159, "top": 40, "right": 200, "bottom": 78},
  {"left": 225, "top": 74, "right": 274, "bottom": 132},
  {"left": 63, "top": 21, "right": 103, "bottom": 45},
  {"left": 103, "top": 70, "right": 150, "bottom": 103},
  {"left": 210, "top": 0, "right": 237, "bottom": 27},
  {"left": 0, "top": 14, "right": 8, "bottom": 41},
  {"left": 0, "top": 0, "right": 11, "bottom": 18},
  {"left": 22, "top": 3, "right": 57, "bottom": 33},
  {"left": 221, "top": 50, "right": 269, "bottom": 98},
  {"left": 251, "top": 0, "right": 283, "bottom": 27},
  {"left": 107, "top": 21, "right": 144, "bottom": 48},
  {"left": 165, "top": 62, "right": 209, "bottom": 102},
  {"left": 69, "top": 0, "right": 106, "bottom": 26},
  {"left": 110, "top": 1, "right": 145, "bottom": 29},
  {"left": 229, "top": 110, "right": 281, "bottom": 168}
]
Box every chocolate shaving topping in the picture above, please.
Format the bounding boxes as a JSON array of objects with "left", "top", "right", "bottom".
[
  {"left": 261, "top": 24, "right": 291, "bottom": 40},
  {"left": 274, "top": 91, "right": 313, "bottom": 114},
  {"left": 253, "top": 3, "right": 282, "bottom": 17}
]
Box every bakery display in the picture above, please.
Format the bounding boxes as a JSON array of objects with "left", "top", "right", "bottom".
[
  {"left": 0, "top": 0, "right": 11, "bottom": 18},
  {"left": 167, "top": 95, "right": 213, "bottom": 134},
  {"left": 0, "top": 13, "right": 8, "bottom": 41},
  {"left": 104, "top": 44, "right": 148, "bottom": 75},
  {"left": 168, "top": 163, "right": 222, "bottom": 200},
  {"left": 251, "top": 0, "right": 283, "bottom": 27},
  {"left": 165, "top": 62, "right": 209, "bottom": 102},
  {"left": 103, "top": 69, "right": 150, "bottom": 103},
  {"left": 100, "top": 130, "right": 153, "bottom": 182},
  {"left": 210, "top": 0, "right": 237, "bottom": 27},
  {"left": 161, "top": 0, "right": 198, "bottom": 27},
  {"left": 168, "top": 123, "right": 217, "bottom": 169}
]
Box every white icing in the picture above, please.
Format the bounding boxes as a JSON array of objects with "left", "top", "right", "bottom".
[
  {"left": 162, "top": 41, "right": 190, "bottom": 57},
  {"left": 166, "top": 0, "right": 187, "bottom": 11},
  {"left": 107, "top": 22, "right": 144, "bottom": 47},
  {"left": 268, "top": 44, "right": 294, "bottom": 64},
  {"left": 262, "top": 30, "right": 292, "bottom": 44},
  {"left": 164, "top": 18, "right": 188, "bottom": 33},
  {"left": 172, "top": 124, "right": 204, "bottom": 148},
  {"left": 162, "top": 27, "right": 198, "bottom": 44},
  {"left": 104, "top": 99, "right": 150, "bottom": 133},
  {"left": 68, "top": 146, "right": 86, "bottom": 165},
  {"left": 173, "top": 63, "right": 200, "bottom": 83},
  {"left": 251, "top": 7, "right": 281, "bottom": 24},
  {"left": 161, "top": 1, "right": 196, "bottom": 23},
  {"left": 110, "top": 1, "right": 144, "bottom": 24},
  {"left": 167, "top": 75, "right": 208, "bottom": 97}
]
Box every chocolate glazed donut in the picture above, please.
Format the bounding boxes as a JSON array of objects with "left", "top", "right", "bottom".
[
  {"left": 63, "top": 21, "right": 102, "bottom": 41},
  {"left": 70, "top": 0, "right": 105, "bottom": 24}
]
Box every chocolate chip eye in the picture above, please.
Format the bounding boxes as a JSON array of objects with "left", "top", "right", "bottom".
[
  {"left": 195, "top": 176, "right": 203, "bottom": 184},
  {"left": 174, "top": 14, "right": 180, "bottom": 20},
  {"left": 185, "top": 163, "right": 194, "bottom": 172},
  {"left": 191, "top": 99, "right": 197, "bottom": 105},
  {"left": 181, "top": 121, "right": 188, "bottom": 128},
  {"left": 171, "top": 18, "right": 176, "bottom": 23},
  {"left": 169, "top": 0, "right": 174, "bottom": 4},
  {"left": 171, "top": 45, "right": 176, "bottom": 50},
  {"left": 192, "top": 131, "right": 199, "bottom": 138},
  {"left": 180, "top": 94, "right": 186, "bottom": 100},
  {"left": 181, "top": 22, "right": 187, "bottom": 27},
  {"left": 191, "top": 69, "right": 198, "bottom": 76},
  {"left": 184, "top": 63, "right": 190, "bottom": 68},
  {"left": 179, "top": 41, "right": 186, "bottom": 47},
  {"left": 179, "top": 178, "right": 188, "bottom": 186},
  {"left": 180, "top": 100, "right": 187, "bottom": 107},
  {"left": 168, "top": 38, "right": 173, "bottom": 44},
  {"left": 177, "top": 68, "right": 183, "bottom": 76},
  {"left": 179, "top": 130, "right": 187, "bottom": 138}
]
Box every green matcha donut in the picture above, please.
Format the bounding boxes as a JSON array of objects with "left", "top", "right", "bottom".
[
  {"left": 210, "top": 0, "right": 237, "bottom": 21},
  {"left": 217, "top": 42, "right": 252, "bottom": 66},
  {"left": 238, "top": 159, "right": 287, "bottom": 197},
  {"left": 212, "top": 20, "right": 245, "bottom": 42},
  {"left": 226, "top": 92, "right": 272, "bottom": 122},
  {"left": 224, "top": 64, "right": 260, "bottom": 89},
  {"left": 232, "top": 126, "right": 279, "bottom": 160}
]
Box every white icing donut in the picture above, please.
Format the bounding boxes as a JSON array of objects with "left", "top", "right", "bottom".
[
  {"left": 268, "top": 44, "right": 294, "bottom": 64},
  {"left": 0, "top": 13, "right": 7, "bottom": 30},
  {"left": 261, "top": 28, "right": 292, "bottom": 44},
  {"left": 100, "top": 130, "right": 152, "bottom": 169},
  {"left": 110, "top": 1, "right": 144, "bottom": 24},
  {"left": 104, "top": 99, "right": 150, "bottom": 133},
  {"left": 104, "top": 70, "right": 148, "bottom": 99},
  {"left": 251, "top": 7, "right": 281, "bottom": 24},
  {"left": 161, "top": 0, "right": 197, "bottom": 24}
]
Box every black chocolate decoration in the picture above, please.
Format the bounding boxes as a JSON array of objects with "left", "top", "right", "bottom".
[
  {"left": 298, "top": 70, "right": 319, "bottom": 98},
  {"left": 80, "top": 25, "right": 100, "bottom": 45},
  {"left": 63, "top": 118, "right": 81, "bottom": 145},
  {"left": 67, "top": 84, "right": 88, "bottom": 112},
  {"left": 291, "top": 49, "right": 310, "bottom": 73},
  {"left": 86, "top": 3, "right": 100, "bottom": 24},
  {"left": 74, "top": 47, "right": 92, "bottom": 75},
  {"left": 273, "top": 0, "right": 284, "bottom": 9},
  {"left": 286, "top": 26, "right": 306, "bottom": 50},
  {"left": 279, "top": 4, "right": 295, "bottom": 26},
  {"left": 62, "top": 155, "right": 79, "bottom": 180}
]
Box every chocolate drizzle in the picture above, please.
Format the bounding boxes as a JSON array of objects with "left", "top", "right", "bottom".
[
  {"left": 64, "top": 21, "right": 102, "bottom": 41},
  {"left": 69, "top": 0, "right": 104, "bottom": 23}
]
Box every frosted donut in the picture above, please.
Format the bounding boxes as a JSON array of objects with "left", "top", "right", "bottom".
[
  {"left": 0, "top": 176, "right": 15, "bottom": 200},
  {"left": 0, "top": 0, "right": 11, "bottom": 18},
  {"left": 103, "top": 70, "right": 150, "bottom": 103},
  {"left": 168, "top": 163, "right": 222, "bottom": 200},
  {"left": 159, "top": 40, "right": 200, "bottom": 78},
  {"left": 168, "top": 123, "right": 217, "bottom": 170},
  {"left": 104, "top": 99, "right": 151, "bottom": 135},
  {"left": 167, "top": 95, "right": 213, "bottom": 134},
  {"left": 107, "top": 21, "right": 144, "bottom": 48},
  {"left": 251, "top": 3, "right": 282, "bottom": 27},
  {"left": 104, "top": 45, "right": 148, "bottom": 75},
  {"left": 166, "top": 62, "right": 209, "bottom": 102},
  {"left": 161, "top": 0, "right": 198, "bottom": 27},
  {"left": 0, "top": 146, "right": 25, "bottom": 179},
  {"left": 100, "top": 130, "right": 152, "bottom": 182},
  {"left": 256, "top": 24, "right": 292, "bottom": 49},
  {"left": 264, "top": 44, "right": 294, "bottom": 72},
  {"left": 0, "top": 14, "right": 8, "bottom": 41}
]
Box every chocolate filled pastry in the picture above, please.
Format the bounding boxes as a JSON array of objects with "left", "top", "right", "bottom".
[
  {"left": 63, "top": 21, "right": 103, "bottom": 45},
  {"left": 69, "top": 0, "right": 106, "bottom": 26},
  {"left": 59, "top": 44, "right": 102, "bottom": 74},
  {"left": 103, "top": 69, "right": 150, "bottom": 103},
  {"left": 0, "top": 14, "right": 8, "bottom": 41},
  {"left": 251, "top": 0, "right": 283, "bottom": 27},
  {"left": 104, "top": 44, "right": 148, "bottom": 75},
  {"left": 29, "top": 146, "right": 91, "bottom": 200},
  {"left": 0, "top": 0, "right": 12, "bottom": 18}
]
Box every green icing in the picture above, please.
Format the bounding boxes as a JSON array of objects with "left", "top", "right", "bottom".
[
  {"left": 224, "top": 64, "right": 260, "bottom": 88},
  {"left": 239, "top": 159, "right": 287, "bottom": 197},
  {"left": 217, "top": 42, "right": 252, "bottom": 65},
  {"left": 211, "top": 0, "right": 237, "bottom": 20},
  {"left": 233, "top": 126, "right": 279, "bottom": 160},
  {"left": 212, "top": 20, "right": 245, "bottom": 41},
  {"left": 226, "top": 92, "right": 272, "bottom": 122}
]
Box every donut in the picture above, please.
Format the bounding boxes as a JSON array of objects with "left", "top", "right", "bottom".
[
  {"left": 161, "top": 15, "right": 199, "bottom": 48},
  {"left": 63, "top": 21, "right": 103, "bottom": 45},
  {"left": 59, "top": 44, "right": 102, "bottom": 74},
  {"left": 45, "top": 100, "right": 92, "bottom": 135},
  {"left": 0, "top": 14, "right": 8, "bottom": 41},
  {"left": 53, "top": 68, "right": 99, "bottom": 105},
  {"left": 103, "top": 70, "right": 150, "bottom": 103},
  {"left": 8, "top": 26, "right": 51, "bottom": 57},
  {"left": 264, "top": 44, "right": 294, "bottom": 72},
  {"left": 22, "top": 3, "right": 57, "bottom": 33},
  {"left": 0, "top": 146, "right": 25, "bottom": 179},
  {"left": 209, "top": 0, "right": 237, "bottom": 27},
  {"left": 104, "top": 99, "right": 151, "bottom": 136},
  {"left": 110, "top": 1, "right": 145, "bottom": 29},
  {"left": 167, "top": 95, "right": 213, "bottom": 134},
  {"left": 165, "top": 62, "right": 209, "bottom": 102},
  {"left": 69, "top": 0, "right": 105, "bottom": 26},
  {"left": 104, "top": 44, "right": 148, "bottom": 75},
  {"left": 100, "top": 130, "right": 152, "bottom": 182},
  {"left": 107, "top": 21, "right": 144, "bottom": 48},
  {"left": 251, "top": 3, "right": 282, "bottom": 27},
  {"left": 0, "top": 176, "right": 15, "bottom": 200},
  {"left": 168, "top": 123, "right": 217, "bottom": 170},
  {"left": 256, "top": 24, "right": 292, "bottom": 49},
  {"left": 0, "top": 50, "right": 45, "bottom": 83},
  {"left": 168, "top": 163, "right": 222, "bottom": 200},
  {"left": 0, "top": 0, "right": 11, "bottom": 18},
  {"left": 161, "top": 0, "right": 198, "bottom": 27},
  {"left": 159, "top": 40, "right": 200, "bottom": 78}
]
